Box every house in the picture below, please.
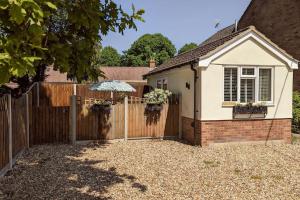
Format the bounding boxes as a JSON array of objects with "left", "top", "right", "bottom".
[
  {"left": 45, "top": 65, "right": 154, "bottom": 97},
  {"left": 144, "top": 26, "right": 299, "bottom": 146},
  {"left": 237, "top": 0, "right": 300, "bottom": 90}
]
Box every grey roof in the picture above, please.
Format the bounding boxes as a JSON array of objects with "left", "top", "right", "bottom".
[
  {"left": 199, "top": 24, "right": 236, "bottom": 47},
  {"left": 144, "top": 27, "right": 250, "bottom": 77}
]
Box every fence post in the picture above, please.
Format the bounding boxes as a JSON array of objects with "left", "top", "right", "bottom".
[
  {"left": 8, "top": 94, "right": 12, "bottom": 169},
  {"left": 124, "top": 96, "right": 128, "bottom": 141},
  {"left": 25, "top": 94, "right": 30, "bottom": 148},
  {"left": 178, "top": 94, "right": 182, "bottom": 139},
  {"left": 69, "top": 95, "right": 76, "bottom": 145},
  {"left": 37, "top": 82, "right": 40, "bottom": 107}
]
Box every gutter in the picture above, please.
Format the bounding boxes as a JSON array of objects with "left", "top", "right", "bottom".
[{"left": 190, "top": 60, "right": 200, "bottom": 146}]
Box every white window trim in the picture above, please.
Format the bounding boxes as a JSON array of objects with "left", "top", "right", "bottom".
[
  {"left": 223, "top": 66, "right": 274, "bottom": 105},
  {"left": 156, "top": 78, "right": 168, "bottom": 89}
]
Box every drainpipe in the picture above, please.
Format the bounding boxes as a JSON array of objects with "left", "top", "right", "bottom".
[{"left": 190, "top": 60, "right": 200, "bottom": 146}]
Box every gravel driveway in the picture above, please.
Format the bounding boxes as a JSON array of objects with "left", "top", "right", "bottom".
[{"left": 0, "top": 140, "right": 299, "bottom": 200}]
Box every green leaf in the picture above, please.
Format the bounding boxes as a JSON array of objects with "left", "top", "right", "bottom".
[
  {"left": 44, "top": 1, "right": 57, "bottom": 10},
  {"left": 10, "top": 4, "right": 26, "bottom": 24},
  {"left": 0, "top": 1, "right": 9, "bottom": 9}
]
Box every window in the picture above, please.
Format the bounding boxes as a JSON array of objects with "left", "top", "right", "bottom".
[
  {"left": 224, "top": 68, "right": 238, "bottom": 101},
  {"left": 224, "top": 67, "right": 273, "bottom": 103},
  {"left": 162, "top": 79, "right": 168, "bottom": 90},
  {"left": 156, "top": 78, "right": 168, "bottom": 90},
  {"left": 259, "top": 69, "right": 272, "bottom": 101},
  {"left": 156, "top": 80, "right": 162, "bottom": 89}
]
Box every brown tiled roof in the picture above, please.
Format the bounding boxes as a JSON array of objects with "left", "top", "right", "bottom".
[
  {"left": 144, "top": 27, "right": 251, "bottom": 77},
  {"left": 199, "top": 24, "right": 236, "bottom": 46},
  {"left": 44, "top": 66, "right": 153, "bottom": 83},
  {"left": 44, "top": 66, "right": 72, "bottom": 83},
  {"left": 100, "top": 67, "right": 152, "bottom": 82}
]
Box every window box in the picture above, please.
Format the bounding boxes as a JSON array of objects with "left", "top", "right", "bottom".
[{"left": 233, "top": 103, "right": 268, "bottom": 117}]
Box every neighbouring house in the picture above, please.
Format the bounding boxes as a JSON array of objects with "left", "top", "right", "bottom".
[
  {"left": 144, "top": 26, "right": 299, "bottom": 146},
  {"left": 44, "top": 64, "right": 154, "bottom": 97},
  {"left": 237, "top": 0, "right": 300, "bottom": 90}
]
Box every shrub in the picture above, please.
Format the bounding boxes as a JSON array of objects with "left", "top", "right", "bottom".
[
  {"left": 144, "top": 88, "right": 172, "bottom": 105},
  {"left": 292, "top": 91, "right": 300, "bottom": 133}
]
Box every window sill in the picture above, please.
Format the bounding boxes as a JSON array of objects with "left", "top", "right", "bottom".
[{"left": 222, "top": 102, "right": 275, "bottom": 107}]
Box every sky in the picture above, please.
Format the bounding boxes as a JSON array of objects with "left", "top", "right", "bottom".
[{"left": 102, "top": 0, "right": 252, "bottom": 53}]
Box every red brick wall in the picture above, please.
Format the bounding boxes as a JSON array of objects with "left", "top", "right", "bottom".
[
  {"left": 238, "top": 0, "right": 300, "bottom": 90},
  {"left": 182, "top": 117, "right": 291, "bottom": 146}
]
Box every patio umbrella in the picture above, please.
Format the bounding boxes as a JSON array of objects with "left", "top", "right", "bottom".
[{"left": 90, "top": 80, "right": 136, "bottom": 92}]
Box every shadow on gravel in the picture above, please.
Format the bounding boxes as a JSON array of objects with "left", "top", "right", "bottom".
[{"left": 0, "top": 143, "right": 147, "bottom": 199}]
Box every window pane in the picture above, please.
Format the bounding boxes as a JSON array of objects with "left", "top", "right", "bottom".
[
  {"left": 240, "top": 79, "right": 255, "bottom": 103},
  {"left": 163, "top": 79, "right": 168, "bottom": 90},
  {"left": 259, "top": 69, "right": 272, "bottom": 101},
  {"left": 224, "top": 68, "right": 237, "bottom": 101},
  {"left": 157, "top": 80, "right": 162, "bottom": 89},
  {"left": 242, "top": 68, "right": 255, "bottom": 76}
]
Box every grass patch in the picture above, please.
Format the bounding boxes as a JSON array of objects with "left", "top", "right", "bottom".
[
  {"left": 292, "top": 134, "right": 299, "bottom": 144},
  {"left": 234, "top": 169, "right": 241, "bottom": 174}
]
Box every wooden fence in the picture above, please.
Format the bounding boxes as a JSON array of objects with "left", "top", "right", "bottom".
[
  {"left": 0, "top": 82, "right": 181, "bottom": 176},
  {"left": 74, "top": 95, "right": 180, "bottom": 141},
  {"left": 0, "top": 83, "right": 37, "bottom": 176},
  {"left": 38, "top": 82, "right": 147, "bottom": 107},
  {"left": 0, "top": 96, "right": 9, "bottom": 174}
]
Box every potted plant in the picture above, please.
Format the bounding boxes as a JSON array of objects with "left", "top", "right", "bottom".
[
  {"left": 144, "top": 88, "right": 172, "bottom": 112},
  {"left": 91, "top": 99, "right": 112, "bottom": 113},
  {"left": 233, "top": 102, "right": 268, "bottom": 116}
]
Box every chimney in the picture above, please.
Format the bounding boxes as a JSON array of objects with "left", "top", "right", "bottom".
[
  {"left": 235, "top": 20, "right": 238, "bottom": 32},
  {"left": 149, "top": 58, "right": 156, "bottom": 68}
]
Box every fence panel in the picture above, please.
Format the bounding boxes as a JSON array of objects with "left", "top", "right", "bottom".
[
  {"left": 128, "top": 96, "right": 179, "bottom": 139},
  {"left": 39, "top": 83, "right": 73, "bottom": 107},
  {"left": 11, "top": 96, "right": 27, "bottom": 157},
  {"left": 31, "top": 106, "right": 70, "bottom": 145},
  {"left": 0, "top": 96, "right": 9, "bottom": 172},
  {"left": 76, "top": 103, "right": 125, "bottom": 140}
]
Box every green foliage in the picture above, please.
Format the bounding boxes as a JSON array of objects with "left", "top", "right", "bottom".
[
  {"left": 122, "top": 33, "right": 176, "bottom": 66},
  {"left": 144, "top": 88, "right": 172, "bottom": 105},
  {"left": 0, "top": 0, "right": 144, "bottom": 85},
  {"left": 178, "top": 43, "right": 198, "bottom": 54},
  {"left": 96, "top": 46, "right": 121, "bottom": 66},
  {"left": 0, "top": 0, "right": 56, "bottom": 84},
  {"left": 292, "top": 91, "right": 300, "bottom": 133}
]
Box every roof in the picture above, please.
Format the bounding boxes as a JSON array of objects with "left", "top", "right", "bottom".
[
  {"left": 144, "top": 27, "right": 251, "bottom": 77},
  {"left": 45, "top": 66, "right": 153, "bottom": 83},
  {"left": 199, "top": 24, "right": 236, "bottom": 47},
  {"left": 100, "top": 67, "right": 152, "bottom": 82},
  {"left": 144, "top": 26, "right": 299, "bottom": 77},
  {"left": 45, "top": 67, "right": 72, "bottom": 83}
]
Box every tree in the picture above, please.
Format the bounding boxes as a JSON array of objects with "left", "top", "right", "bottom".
[
  {"left": 97, "top": 46, "right": 121, "bottom": 66},
  {"left": 122, "top": 33, "right": 176, "bottom": 66},
  {"left": 0, "top": 0, "right": 144, "bottom": 85},
  {"left": 178, "top": 43, "right": 198, "bottom": 54}
]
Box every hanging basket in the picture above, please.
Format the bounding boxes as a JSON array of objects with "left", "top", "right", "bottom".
[
  {"left": 91, "top": 103, "right": 112, "bottom": 114},
  {"left": 145, "top": 104, "right": 163, "bottom": 112}
]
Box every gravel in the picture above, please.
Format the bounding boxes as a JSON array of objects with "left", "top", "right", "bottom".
[{"left": 0, "top": 140, "right": 299, "bottom": 200}]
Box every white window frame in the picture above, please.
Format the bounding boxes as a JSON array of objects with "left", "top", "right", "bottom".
[
  {"left": 156, "top": 78, "right": 168, "bottom": 90},
  {"left": 223, "top": 66, "right": 274, "bottom": 105},
  {"left": 156, "top": 79, "right": 162, "bottom": 89}
]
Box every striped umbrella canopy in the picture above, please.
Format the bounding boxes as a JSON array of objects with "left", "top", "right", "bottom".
[{"left": 90, "top": 80, "right": 136, "bottom": 92}]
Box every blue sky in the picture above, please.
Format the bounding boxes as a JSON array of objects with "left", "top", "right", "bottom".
[{"left": 102, "top": 0, "right": 251, "bottom": 53}]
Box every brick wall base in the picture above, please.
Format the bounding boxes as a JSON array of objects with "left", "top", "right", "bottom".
[{"left": 182, "top": 117, "right": 291, "bottom": 146}]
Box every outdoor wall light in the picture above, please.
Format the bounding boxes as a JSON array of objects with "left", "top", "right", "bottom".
[{"left": 186, "top": 82, "right": 190, "bottom": 89}]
